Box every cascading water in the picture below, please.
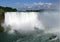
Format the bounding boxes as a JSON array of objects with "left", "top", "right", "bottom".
[
  {"left": 4, "top": 12, "right": 44, "bottom": 34},
  {"left": 0, "top": 10, "right": 60, "bottom": 42}
]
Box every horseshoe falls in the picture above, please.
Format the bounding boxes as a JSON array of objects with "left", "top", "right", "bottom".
[{"left": 0, "top": 11, "right": 60, "bottom": 42}]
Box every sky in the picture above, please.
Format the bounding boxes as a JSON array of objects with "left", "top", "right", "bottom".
[{"left": 0, "top": 0, "right": 59, "bottom": 10}]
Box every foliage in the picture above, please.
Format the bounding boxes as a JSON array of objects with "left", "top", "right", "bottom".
[
  {"left": 0, "top": 6, "right": 17, "bottom": 12},
  {"left": 26, "top": 9, "right": 45, "bottom": 12}
]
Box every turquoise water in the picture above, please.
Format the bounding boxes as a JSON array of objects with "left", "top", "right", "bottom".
[{"left": 0, "top": 31, "right": 60, "bottom": 42}]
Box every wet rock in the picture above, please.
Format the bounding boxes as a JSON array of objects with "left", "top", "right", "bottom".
[{"left": 0, "top": 12, "right": 4, "bottom": 32}]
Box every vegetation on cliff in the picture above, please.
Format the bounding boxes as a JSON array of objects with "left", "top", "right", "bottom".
[{"left": 0, "top": 6, "right": 17, "bottom": 12}]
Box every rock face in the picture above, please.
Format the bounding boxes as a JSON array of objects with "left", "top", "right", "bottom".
[{"left": 0, "top": 12, "right": 4, "bottom": 32}]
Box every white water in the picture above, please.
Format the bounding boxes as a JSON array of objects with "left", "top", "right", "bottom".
[
  {"left": 3, "top": 12, "right": 44, "bottom": 34},
  {"left": 1, "top": 11, "right": 60, "bottom": 42},
  {"left": 2, "top": 11, "right": 60, "bottom": 34}
]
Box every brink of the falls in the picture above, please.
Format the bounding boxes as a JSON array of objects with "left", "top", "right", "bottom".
[{"left": 3, "top": 12, "right": 44, "bottom": 34}]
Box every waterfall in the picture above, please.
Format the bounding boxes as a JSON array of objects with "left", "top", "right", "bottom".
[{"left": 3, "top": 12, "right": 44, "bottom": 34}]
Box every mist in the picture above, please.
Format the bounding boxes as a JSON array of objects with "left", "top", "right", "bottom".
[{"left": 2, "top": 10, "right": 59, "bottom": 34}]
